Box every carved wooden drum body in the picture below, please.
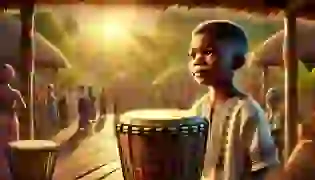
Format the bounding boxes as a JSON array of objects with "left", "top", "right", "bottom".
[
  {"left": 7, "top": 140, "right": 59, "bottom": 180},
  {"left": 115, "top": 109, "right": 209, "bottom": 180}
]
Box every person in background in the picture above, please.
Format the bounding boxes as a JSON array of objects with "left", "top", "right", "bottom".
[
  {"left": 46, "top": 84, "right": 59, "bottom": 133},
  {"left": 78, "top": 86, "right": 90, "bottom": 131},
  {"left": 266, "top": 87, "right": 284, "bottom": 163},
  {"left": 99, "top": 87, "right": 107, "bottom": 120},
  {"left": 34, "top": 85, "right": 47, "bottom": 138},
  {"left": 0, "top": 64, "right": 26, "bottom": 179},
  {"left": 88, "top": 86, "right": 97, "bottom": 121},
  {"left": 58, "top": 91, "right": 68, "bottom": 129}
]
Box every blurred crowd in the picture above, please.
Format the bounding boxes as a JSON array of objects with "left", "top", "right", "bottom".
[{"left": 34, "top": 83, "right": 111, "bottom": 138}]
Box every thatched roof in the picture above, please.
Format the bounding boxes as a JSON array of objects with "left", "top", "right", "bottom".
[
  {"left": 4, "top": 1, "right": 315, "bottom": 19},
  {"left": 0, "top": 13, "right": 70, "bottom": 69},
  {"left": 248, "top": 19, "right": 315, "bottom": 70}
]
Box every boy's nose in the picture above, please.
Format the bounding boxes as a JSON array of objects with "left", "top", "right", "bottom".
[{"left": 193, "top": 54, "right": 207, "bottom": 66}]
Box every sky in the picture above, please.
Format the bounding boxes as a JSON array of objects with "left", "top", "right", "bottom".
[{"left": 45, "top": 5, "right": 161, "bottom": 32}]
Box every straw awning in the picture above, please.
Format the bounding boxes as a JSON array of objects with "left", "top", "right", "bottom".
[
  {"left": 249, "top": 19, "right": 315, "bottom": 71},
  {"left": 1, "top": 1, "right": 315, "bottom": 18},
  {"left": 0, "top": 13, "right": 70, "bottom": 69}
]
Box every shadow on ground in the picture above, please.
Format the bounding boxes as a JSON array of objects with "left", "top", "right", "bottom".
[
  {"left": 58, "top": 130, "right": 89, "bottom": 156},
  {"left": 94, "top": 116, "right": 107, "bottom": 133}
]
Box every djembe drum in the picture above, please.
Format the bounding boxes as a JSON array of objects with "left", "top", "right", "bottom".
[
  {"left": 115, "top": 109, "right": 209, "bottom": 180},
  {"left": 6, "top": 140, "right": 59, "bottom": 180}
]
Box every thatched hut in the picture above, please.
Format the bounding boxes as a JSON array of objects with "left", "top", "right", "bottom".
[
  {"left": 248, "top": 20, "right": 315, "bottom": 123},
  {"left": 247, "top": 20, "right": 315, "bottom": 100},
  {"left": 249, "top": 20, "right": 315, "bottom": 68},
  {"left": 0, "top": 13, "right": 70, "bottom": 87},
  {"left": 0, "top": 13, "right": 70, "bottom": 139}
]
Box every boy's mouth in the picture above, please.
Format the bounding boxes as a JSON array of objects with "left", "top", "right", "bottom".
[
  {"left": 193, "top": 72, "right": 208, "bottom": 78},
  {"left": 192, "top": 66, "right": 211, "bottom": 76},
  {"left": 193, "top": 66, "right": 211, "bottom": 71}
]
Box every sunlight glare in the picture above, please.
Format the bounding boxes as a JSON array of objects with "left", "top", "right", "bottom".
[{"left": 103, "top": 21, "right": 128, "bottom": 40}]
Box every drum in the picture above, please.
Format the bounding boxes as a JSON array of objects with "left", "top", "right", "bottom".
[
  {"left": 115, "top": 109, "right": 209, "bottom": 180},
  {"left": 6, "top": 140, "right": 59, "bottom": 180}
]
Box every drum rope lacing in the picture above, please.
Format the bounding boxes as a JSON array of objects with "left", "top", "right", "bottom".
[{"left": 116, "top": 123, "right": 208, "bottom": 135}]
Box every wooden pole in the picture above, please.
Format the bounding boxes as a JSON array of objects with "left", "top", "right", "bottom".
[
  {"left": 283, "top": 7, "right": 298, "bottom": 162},
  {"left": 19, "top": 4, "right": 35, "bottom": 140}
]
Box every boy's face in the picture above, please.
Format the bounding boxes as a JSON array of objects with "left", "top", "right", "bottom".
[{"left": 188, "top": 33, "right": 234, "bottom": 86}]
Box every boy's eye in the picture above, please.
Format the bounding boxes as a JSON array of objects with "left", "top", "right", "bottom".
[{"left": 203, "top": 50, "right": 213, "bottom": 56}]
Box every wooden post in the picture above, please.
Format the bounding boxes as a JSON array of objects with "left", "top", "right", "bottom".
[
  {"left": 283, "top": 7, "right": 298, "bottom": 162},
  {"left": 19, "top": 4, "right": 35, "bottom": 140}
]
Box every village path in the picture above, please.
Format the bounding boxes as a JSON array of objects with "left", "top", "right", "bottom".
[{"left": 52, "top": 114, "right": 124, "bottom": 180}]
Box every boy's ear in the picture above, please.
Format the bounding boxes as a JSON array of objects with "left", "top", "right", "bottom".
[{"left": 232, "top": 54, "right": 246, "bottom": 70}]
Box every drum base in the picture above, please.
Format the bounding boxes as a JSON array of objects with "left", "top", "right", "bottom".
[
  {"left": 117, "top": 128, "right": 207, "bottom": 180},
  {"left": 6, "top": 140, "right": 59, "bottom": 180}
]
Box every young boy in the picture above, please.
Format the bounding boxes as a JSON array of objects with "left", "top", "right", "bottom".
[{"left": 188, "top": 20, "right": 279, "bottom": 180}]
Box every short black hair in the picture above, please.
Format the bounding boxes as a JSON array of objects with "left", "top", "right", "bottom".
[{"left": 192, "top": 20, "right": 248, "bottom": 57}]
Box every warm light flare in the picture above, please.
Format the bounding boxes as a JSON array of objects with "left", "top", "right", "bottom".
[{"left": 103, "top": 21, "right": 129, "bottom": 40}]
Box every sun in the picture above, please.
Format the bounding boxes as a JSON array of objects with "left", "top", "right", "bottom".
[{"left": 103, "top": 21, "right": 129, "bottom": 41}]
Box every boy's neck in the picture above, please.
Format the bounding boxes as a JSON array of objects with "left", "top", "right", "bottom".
[{"left": 208, "top": 82, "right": 241, "bottom": 105}]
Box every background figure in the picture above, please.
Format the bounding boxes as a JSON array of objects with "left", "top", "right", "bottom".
[
  {"left": 99, "top": 88, "right": 107, "bottom": 119},
  {"left": 78, "top": 86, "right": 90, "bottom": 131},
  {"left": 94, "top": 87, "right": 107, "bottom": 132},
  {"left": 58, "top": 92, "right": 68, "bottom": 129},
  {"left": 266, "top": 87, "right": 284, "bottom": 162},
  {"left": 88, "top": 86, "right": 97, "bottom": 121},
  {"left": 46, "top": 84, "right": 59, "bottom": 134},
  {"left": 0, "top": 64, "right": 26, "bottom": 179}
]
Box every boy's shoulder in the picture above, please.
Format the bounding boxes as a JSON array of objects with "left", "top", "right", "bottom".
[
  {"left": 191, "top": 93, "right": 264, "bottom": 118},
  {"left": 237, "top": 96, "right": 269, "bottom": 131}
]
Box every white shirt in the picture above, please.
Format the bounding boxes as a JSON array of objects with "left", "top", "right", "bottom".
[{"left": 195, "top": 95, "right": 279, "bottom": 180}]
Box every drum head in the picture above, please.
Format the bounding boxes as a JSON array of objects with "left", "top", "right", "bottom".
[
  {"left": 119, "top": 109, "right": 206, "bottom": 127},
  {"left": 9, "top": 140, "right": 59, "bottom": 150}
]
